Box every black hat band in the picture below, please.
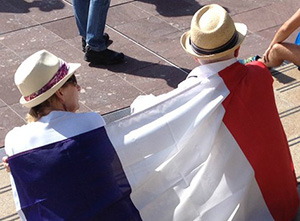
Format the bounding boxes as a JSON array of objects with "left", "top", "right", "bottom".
[{"left": 189, "top": 31, "right": 238, "bottom": 55}]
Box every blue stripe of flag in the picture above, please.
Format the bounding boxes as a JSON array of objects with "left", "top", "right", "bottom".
[{"left": 8, "top": 127, "right": 142, "bottom": 220}]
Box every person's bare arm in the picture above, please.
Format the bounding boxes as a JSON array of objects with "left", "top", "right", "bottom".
[
  {"left": 270, "top": 9, "right": 300, "bottom": 45},
  {"left": 264, "top": 8, "right": 300, "bottom": 62}
]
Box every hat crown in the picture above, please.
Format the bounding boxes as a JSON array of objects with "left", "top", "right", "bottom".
[
  {"left": 190, "top": 4, "right": 236, "bottom": 50},
  {"left": 15, "top": 50, "right": 60, "bottom": 96}
]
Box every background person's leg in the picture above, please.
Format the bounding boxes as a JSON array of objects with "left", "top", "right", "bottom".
[
  {"left": 84, "top": 0, "right": 124, "bottom": 65},
  {"left": 86, "top": 0, "right": 110, "bottom": 51},
  {"left": 72, "top": 0, "right": 90, "bottom": 39},
  {"left": 264, "top": 43, "right": 300, "bottom": 68}
]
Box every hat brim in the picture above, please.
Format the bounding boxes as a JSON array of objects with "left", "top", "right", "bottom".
[
  {"left": 20, "top": 62, "right": 81, "bottom": 108},
  {"left": 180, "top": 23, "right": 247, "bottom": 60}
]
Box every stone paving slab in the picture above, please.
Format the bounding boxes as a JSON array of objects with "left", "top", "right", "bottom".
[{"left": 272, "top": 64, "right": 300, "bottom": 182}]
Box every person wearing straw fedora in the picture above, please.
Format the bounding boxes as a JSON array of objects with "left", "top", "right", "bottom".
[
  {"left": 130, "top": 4, "right": 299, "bottom": 220},
  {"left": 3, "top": 50, "right": 141, "bottom": 220},
  {"left": 180, "top": 5, "right": 246, "bottom": 62},
  {"left": 131, "top": 3, "right": 248, "bottom": 113},
  {"left": 180, "top": 4, "right": 299, "bottom": 220}
]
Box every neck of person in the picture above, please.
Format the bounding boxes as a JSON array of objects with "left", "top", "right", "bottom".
[{"left": 41, "top": 101, "right": 67, "bottom": 116}]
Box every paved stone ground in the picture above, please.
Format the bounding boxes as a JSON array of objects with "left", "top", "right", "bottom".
[
  {"left": 273, "top": 64, "right": 300, "bottom": 183},
  {"left": 1, "top": 0, "right": 300, "bottom": 219}
]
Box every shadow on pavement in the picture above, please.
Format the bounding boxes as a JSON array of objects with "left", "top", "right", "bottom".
[
  {"left": 133, "top": 0, "right": 232, "bottom": 17},
  {"left": 89, "top": 55, "right": 190, "bottom": 89},
  {"left": 134, "top": 0, "right": 203, "bottom": 17},
  {"left": 0, "top": 0, "right": 65, "bottom": 13},
  {"left": 272, "top": 68, "right": 297, "bottom": 84}
]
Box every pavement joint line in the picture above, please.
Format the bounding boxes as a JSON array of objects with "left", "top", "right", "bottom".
[
  {"left": 78, "top": 100, "right": 94, "bottom": 112},
  {"left": 289, "top": 139, "right": 300, "bottom": 147},
  {"left": 111, "top": 63, "right": 165, "bottom": 95},
  {"left": 251, "top": 24, "right": 280, "bottom": 34},
  {"left": 128, "top": 3, "right": 184, "bottom": 32},
  {"left": 105, "top": 24, "right": 190, "bottom": 75},
  {"left": 280, "top": 110, "right": 300, "bottom": 119},
  {"left": 289, "top": 136, "right": 300, "bottom": 144},
  {"left": 0, "top": 186, "right": 12, "bottom": 195},
  {"left": 109, "top": 0, "right": 135, "bottom": 8},
  {"left": 276, "top": 81, "right": 300, "bottom": 91},
  {"left": 279, "top": 105, "right": 300, "bottom": 116},
  {"left": 0, "top": 213, "right": 19, "bottom": 221},
  {"left": 278, "top": 82, "right": 300, "bottom": 93},
  {"left": 272, "top": 63, "right": 297, "bottom": 75},
  {"left": 0, "top": 15, "right": 74, "bottom": 37},
  {"left": 0, "top": 98, "right": 26, "bottom": 123},
  {"left": 231, "top": 4, "right": 273, "bottom": 16}
]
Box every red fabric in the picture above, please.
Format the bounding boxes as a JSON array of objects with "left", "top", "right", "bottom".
[{"left": 220, "top": 61, "right": 299, "bottom": 221}]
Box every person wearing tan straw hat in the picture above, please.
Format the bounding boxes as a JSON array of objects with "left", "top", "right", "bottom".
[
  {"left": 130, "top": 4, "right": 299, "bottom": 220},
  {"left": 181, "top": 4, "right": 299, "bottom": 220},
  {"left": 180, "top": 5, "right": 247, "bottom": 62},
  {"left": 131, "top": 3, "right": 248, "bottom": 113},
  {"left": 3, "top": 50, "right": 142, "bottom": 220}
]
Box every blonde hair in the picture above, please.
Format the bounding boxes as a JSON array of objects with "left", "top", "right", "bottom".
[{"left": 26, "top": 94, "right": 58, "bottom": 123}]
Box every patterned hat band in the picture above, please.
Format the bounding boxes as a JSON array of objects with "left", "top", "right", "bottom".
[{"left": 24, "top": 61, "right": 69, "bottom": 102}]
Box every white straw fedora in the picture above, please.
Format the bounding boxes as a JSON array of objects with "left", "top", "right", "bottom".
[
  {"left": 14, "top": 50, "right": 81, "bottom": 108},
  {"left": 180, "top": 4, "right": 247, "bottom": 60}
]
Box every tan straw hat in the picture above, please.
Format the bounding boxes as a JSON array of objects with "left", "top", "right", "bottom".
[
  {"left": 180, "top": 4, "right": 247, "bottom": 60},
  {"left": 14, "top": 50, "right": 81, "bottom": 108}
]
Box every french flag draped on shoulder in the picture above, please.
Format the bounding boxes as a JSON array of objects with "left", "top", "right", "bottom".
[{"left": 7, "top": 61, "right": 299, "bottom": 220}]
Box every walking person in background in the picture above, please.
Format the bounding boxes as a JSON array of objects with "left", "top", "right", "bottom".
[{"left": 72, "top": 0, "right": 125, "bottom": 65}]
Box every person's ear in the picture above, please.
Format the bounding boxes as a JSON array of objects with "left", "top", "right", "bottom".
[
  {"left": 234, "top": 47, "right": 240, "bottom": 57},
  {"left": 55, "top": 88, "right": 65, "bottom": 103}
]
